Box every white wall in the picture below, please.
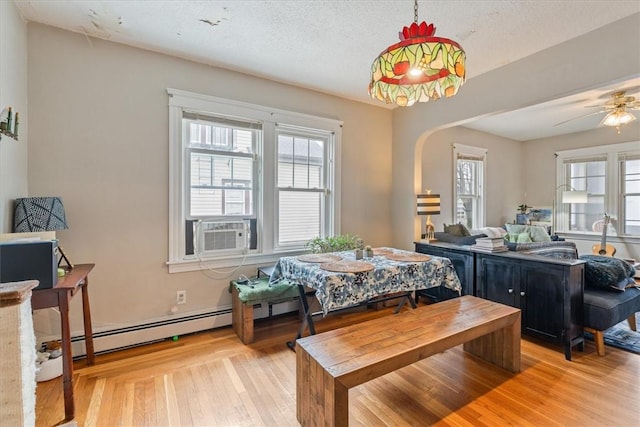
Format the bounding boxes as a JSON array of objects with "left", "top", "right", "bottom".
[
  {"left": 0, "top": 1, "right": 28, "bottom": 231},
  {"left": 392, "top": 13, "right": 640, "bottom": 251},
  {"left": 421, "top": 127, "right": 523, "bottom": 231},
  {"left": 26, "top": 23, "right": 393, "bottom": 347}
]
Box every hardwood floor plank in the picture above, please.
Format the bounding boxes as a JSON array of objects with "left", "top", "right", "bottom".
[
  {"left": 34, "top": 305, "right": 640, "bottom": 426},
  {"left": 83, "top": 377, "right": 105, "bottom": 427}
]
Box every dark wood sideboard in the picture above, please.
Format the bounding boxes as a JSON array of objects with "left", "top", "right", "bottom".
[{"left": 415, "top": 242, "right": 585, "bottom": 360}]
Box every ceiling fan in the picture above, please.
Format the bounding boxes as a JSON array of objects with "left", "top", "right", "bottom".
[{"left": 555, "top": 90, "right": 640, "bottom": 134}]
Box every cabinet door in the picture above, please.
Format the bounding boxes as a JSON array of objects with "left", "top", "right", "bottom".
[
  {"left": 476, "top": 254, "right": 518, "bottom": 306},
  {"left": 519, "top": 264, "right": 563, "bottom": 342},
  {"left": 414, "top": 244, "right": 474, "bottom": 297}
]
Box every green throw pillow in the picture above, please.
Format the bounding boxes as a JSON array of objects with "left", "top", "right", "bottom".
[
  {"left": 528, "top": 225, "right": 551, "bottom": 242},
  {"left": 505, "top": 224, "right": 551, "bottom": 242},
  {"left": 506, "top": 232, "right": 532, "bottom": 243}
]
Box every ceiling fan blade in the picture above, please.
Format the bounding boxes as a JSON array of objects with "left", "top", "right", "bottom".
[{"left": 554, "top": 109, "right": 606, "bottom": 126}]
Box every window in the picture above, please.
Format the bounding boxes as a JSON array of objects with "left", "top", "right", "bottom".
[
  {"left": 185, "top": 113, "right": 258, "bottom": 218},
  {"left": 276, "top": 127, "right": 329, "bottom": 247},
  {"left": 560, "top": 156, "right": 606, "bottom": 231},
  {"left": 620, "top": 153, "right": 640, "bottom": 235},
  {"left": 453, "top": 144, "right": 486, "bottom": 229},
  {"left": 555, "top": 141, "right": 640, "bottom": 237},
  {"left": 167, "top": 89, "right": 342, "bottom": 272}
]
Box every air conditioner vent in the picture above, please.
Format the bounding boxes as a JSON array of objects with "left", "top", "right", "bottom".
[{"left": 197, "top": 220, "right": 248, "bottom": 255}]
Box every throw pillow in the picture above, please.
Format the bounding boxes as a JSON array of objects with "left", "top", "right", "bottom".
[
  {"left": 505, "top": 232, "right": 532, "bottom": 243},
  {"left": 580, "top": 255, "right": 636, "bottom": 292},
  {"left": 527, "top": 225, "right": 552, "bottom": 242},
  {"left": 505, "top": 224, "right": 551, "bottom": 242},
  {"left": 443, "top": 223, "right": 470, "bottom": 237}
]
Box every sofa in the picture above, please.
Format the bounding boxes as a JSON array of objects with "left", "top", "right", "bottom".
[{"left": 418, "top": 223, "right": 640, "bottom": 358}]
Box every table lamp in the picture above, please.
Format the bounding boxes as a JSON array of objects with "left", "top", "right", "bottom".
[
  {"left": 13, "top": 196, "right": 74, "bottom": 269},
  {"left": 417, "top": 190, "right": 441, "bottom": 241}
]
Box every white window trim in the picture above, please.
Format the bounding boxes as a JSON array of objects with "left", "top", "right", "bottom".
[
  {"left": 452, "top": 143, "right": 487, "bottom": 227},
  {"left": 167, "top": 88, "right": 342, "bottom": 273},
  {"left": 555, "top": 140, "right": 640, "bottom": 242},
  {"left": 273, "top": 124, "right": 335, "bottom": 251}
]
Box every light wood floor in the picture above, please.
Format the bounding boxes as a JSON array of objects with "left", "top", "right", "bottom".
[{"left": 36, "top": 302, "right": 640, "bottom": 426}]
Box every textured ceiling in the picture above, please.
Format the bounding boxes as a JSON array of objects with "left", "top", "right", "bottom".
[{"left": 14, "top": 0, "right": 640, "bottom": 139}]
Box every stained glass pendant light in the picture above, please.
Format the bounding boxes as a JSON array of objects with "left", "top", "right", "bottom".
[{"left": 369, "top": 0, "right": 466, "bottom": 107}]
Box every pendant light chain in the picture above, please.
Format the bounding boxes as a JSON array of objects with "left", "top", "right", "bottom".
[{"left": 414, "top": 0, "right": 419, "bottom": 24}]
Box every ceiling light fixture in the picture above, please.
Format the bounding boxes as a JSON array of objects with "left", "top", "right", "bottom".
[
  {"left": 600, "top": 107, "right": 637, "bottom": 134},
  {"left": 368, "top": 0, "right": 466, "bottom": 107}
]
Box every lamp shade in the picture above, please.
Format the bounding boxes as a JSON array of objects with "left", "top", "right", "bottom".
[
  {"left": 369, "top": 21, "right": 466, "bottom": 107},
  {"left": 13, "top": 197, "right": 68, "bottom": 232},
  {"left": 561, "top": 190, "right": 588, "bottom": 204},
  {"left": 601, "top": 109, "right": 637, "bottom": 127},
  {"left": 417, "top": 193, "right": 441, "bottom": 215}
]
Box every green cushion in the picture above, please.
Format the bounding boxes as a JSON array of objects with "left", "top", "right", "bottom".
[
  {"left": 506, "top": 232, "right": 532, "bottom": 243},
  {"left": 505, "top": 223, "right": 551, "bottom": 242},
  {"left": 231, "top": 278, "right": 298, "bottom": 303}
]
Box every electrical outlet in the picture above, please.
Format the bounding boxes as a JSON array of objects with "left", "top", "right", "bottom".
[{"left": 176, "top": 290, "right": 187, "bottom": 305}]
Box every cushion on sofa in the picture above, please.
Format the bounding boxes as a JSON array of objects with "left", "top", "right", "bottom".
[
  {"left": 583, "top": 286, "right": 640, "bottom": 330},
  {"left": 579, "top": 255, "right": 636, "bottom": 291},
  {"left": 505, "top": 224, "right": 551, "bottom": 242},
  {"left": 443, "top": 223, "right": 471, "bottom": 237},
  {"left": 505, "top": 232, "right": 532, "bottom": 243},
  {"left": 433, "top": 232, "right": 485, "bottom": 245}
]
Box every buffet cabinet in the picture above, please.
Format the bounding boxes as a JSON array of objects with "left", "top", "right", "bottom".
[{"left": 415, "top": 241, "right": 585, "bottom": 360}]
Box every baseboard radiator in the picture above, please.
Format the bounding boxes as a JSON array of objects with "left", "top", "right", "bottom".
[{"left": 68, "top": 299, "right": 299, "bottom": 357}]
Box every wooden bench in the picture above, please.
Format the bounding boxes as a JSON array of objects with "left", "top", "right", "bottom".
[{"left": 296, "top": 295, "right": 521, "bottom": 427}]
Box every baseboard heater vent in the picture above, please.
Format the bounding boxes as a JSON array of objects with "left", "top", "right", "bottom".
[{"left": 70, "top": 307, "right": 233, "bottom": 357}]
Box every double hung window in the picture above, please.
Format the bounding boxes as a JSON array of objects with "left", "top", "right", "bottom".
[
  {"left": 555, "top": 141, "right": 640, "bottom": 237},
  {"left": 453, "top": 144, "right": 486, "bottom": 229},
  {"left": 167, "top": 89, "right": 342, "bottom": 272}
]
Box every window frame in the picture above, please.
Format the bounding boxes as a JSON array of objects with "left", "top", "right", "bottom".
[
  {"left": 274, "top": 124, "right": 334, "bottom": 251},
  {"left": 167, "top": 88, "right": 342, "bottom": 273},
  {"left": 453, "top": 144, "right": 487, "bottom": 229},
  {"left": 555, "top": 140, "right": 640, "bottom": 239}
]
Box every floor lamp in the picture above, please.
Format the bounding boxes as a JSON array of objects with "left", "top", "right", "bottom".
[
  {"left": 552, "top": 185, "right": 588, "bottom": 236},
  {"left": 417, "top": 190, "right": 441, "bottom": 241}
]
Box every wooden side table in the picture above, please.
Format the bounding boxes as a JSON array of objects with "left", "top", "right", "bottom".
[
  {"left": 230, "top": 277, "right": 298, "bottom": 344},
  {"left": 31, "top": 263, "right": 95, "bottom": 421}
]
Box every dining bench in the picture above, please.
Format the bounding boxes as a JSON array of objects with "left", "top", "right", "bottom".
[{"left": 295, "top": 295, "right": 521, "bottom": 427}]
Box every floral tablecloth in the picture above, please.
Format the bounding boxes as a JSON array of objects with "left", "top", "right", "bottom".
[{"left": 270, "top": 247, "right": 461, "bottom": 315}]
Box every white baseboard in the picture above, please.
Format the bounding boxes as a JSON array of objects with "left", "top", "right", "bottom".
[{"left": 64, "top": 299, "right": 299, "bottom": 357}]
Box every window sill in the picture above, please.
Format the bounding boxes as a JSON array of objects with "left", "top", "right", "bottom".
[
  {"left": 166, "top": 250, "right": 304, "bottom": 274},
  {"left": 556, "top": 231, "right": 640, "bottom": 245}
]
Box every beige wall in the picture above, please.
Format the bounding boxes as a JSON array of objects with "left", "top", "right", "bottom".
[
  {"left": 26, "top": 23, "right": 393, "bottom": 345},
  {"left": 392, "top": 13, "right": 640, "bottom": 251},
  {"left": 0, "top": 1, "right": 28, "bottom": 231},
  {"left": 421, "top": 127, "right": 524, "bottom": 231}
]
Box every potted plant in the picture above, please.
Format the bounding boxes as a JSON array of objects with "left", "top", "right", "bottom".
[{"left": 305, "top": 234, "right": 360, "bottom": 253}]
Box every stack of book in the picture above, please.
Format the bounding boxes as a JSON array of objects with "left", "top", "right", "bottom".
[{"left": 471, "top": 236, "right": 508, "bottom": 253}]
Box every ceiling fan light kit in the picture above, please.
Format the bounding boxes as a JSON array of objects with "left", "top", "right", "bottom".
[
  {"left": 600, "top": 107, "right": 637, "bottom": 134},
  {"left": 555, "top": 90, "right": 640, "bottom": 134},
  {"left": 368, "top": 0, "right": 466, "bottom": 107}
]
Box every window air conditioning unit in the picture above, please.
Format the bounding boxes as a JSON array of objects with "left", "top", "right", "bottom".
[{"left": 197, "top": 220, "right": 249, "bottom": 255}]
